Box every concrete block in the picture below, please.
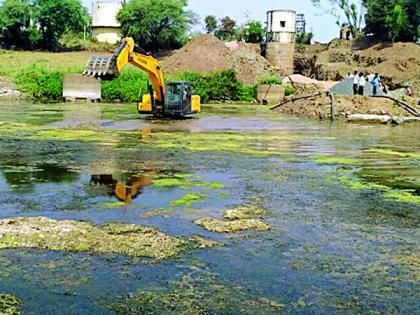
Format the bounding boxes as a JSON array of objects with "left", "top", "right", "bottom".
[
  {"left": 63, "top": 74, "right": 101, "bottom": 101},
  {"left": 257, "top": 84, "right": 284, "bottom": 104}
]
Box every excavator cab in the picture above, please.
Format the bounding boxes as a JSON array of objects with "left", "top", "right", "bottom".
[{"left": 139, "top": 81, "right": 200, "bottom": 116}]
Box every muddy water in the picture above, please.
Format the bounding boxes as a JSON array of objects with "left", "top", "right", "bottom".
[{"left": 0, "top": 101, "right": 419, "bottom": 314}]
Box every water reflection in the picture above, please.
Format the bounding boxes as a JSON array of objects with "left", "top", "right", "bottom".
[
  {"left": 90, "top": 174, "right": 152, "bottom": 204},
  {"left": 0, "top": 163, "right": 78, "bottom": 191}
]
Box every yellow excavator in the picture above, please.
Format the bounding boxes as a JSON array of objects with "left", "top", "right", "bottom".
[{"left": 83, "top": 37, "right": 200, "bottom": 116}]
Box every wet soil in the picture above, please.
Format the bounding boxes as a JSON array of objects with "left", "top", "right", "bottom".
[{"left": 0, "top": 101, "right": 419, "bottom": 314}]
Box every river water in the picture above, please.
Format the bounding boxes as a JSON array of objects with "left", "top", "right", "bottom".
[{"left": 0, "top": 102, "right": 418, "bottom": 314}]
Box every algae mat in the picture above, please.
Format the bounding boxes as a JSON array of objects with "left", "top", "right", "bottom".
[{"left": 0, "top": 217, "right": 215, "bottom": 260}]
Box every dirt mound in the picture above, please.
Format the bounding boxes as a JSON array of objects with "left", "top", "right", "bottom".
[
  {"left": 295, "top": 39, "right": 420, "bottom": 94},
  {"left": 275, "top": 93, "right": 411, "bottom": 121},
  {"left": 161, "top": 34, "right": 280, "bottom": 84}
]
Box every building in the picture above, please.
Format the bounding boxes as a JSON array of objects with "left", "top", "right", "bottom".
[
  {"left": 296, "top": 14, "right": 306, "bottom": 35},
  {"left": 264, "top": 10, "right": 297, "bottom": 75},
  {"left": 266, "top": 10, "right": 297, "bottom": 44},
  {"left": 92, "top": 1, "right": 123, "bottom": 44},
  {"left": 340, "top": 26, "right": 354, "bottom": 41}
]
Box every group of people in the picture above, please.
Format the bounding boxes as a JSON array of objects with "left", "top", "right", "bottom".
[{"left": 346, "top": 71, "right": 385, "bottom": 96}]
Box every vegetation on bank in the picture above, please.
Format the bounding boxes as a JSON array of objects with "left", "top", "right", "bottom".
[{"left": 13, "top": 66, "right": 261, "bottom": 103}]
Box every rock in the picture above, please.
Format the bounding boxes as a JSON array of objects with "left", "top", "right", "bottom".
[
  {"left": 347, "top": 114, "right": 391, "bottom": 124},
  {"left": 391, "top": 116, "right": 420, "bottom": 125}
]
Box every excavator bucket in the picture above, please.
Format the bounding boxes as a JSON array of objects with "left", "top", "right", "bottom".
[{"left": 83, "top": 56, "right": 118, "bottom": 80}]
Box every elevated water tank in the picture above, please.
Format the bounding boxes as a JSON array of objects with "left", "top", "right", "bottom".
[
  {"left": 92, "top": 1, "right": 123, "bottom": 44},
  {"left": 266, "top": 10, "right": 296, "bottom": 43}
]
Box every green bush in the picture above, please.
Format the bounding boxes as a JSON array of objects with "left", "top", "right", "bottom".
[
  {"left": 238, "top": 85, "right": 257, "bottom": 102},
  {"left": 15, "top": 65, "right": 63, "bottom": 100},
  {"left": 258, "top": 76, "right": 282, "bottom": 85},
  {"left": 175, "top": 69, "right": 255, "bottom": 103},
  {"left": 102, "top": 68, "right": 149, "bottom": 103},
  {"left": 284, "top": 85, "right": 296, "bottom": 96}
]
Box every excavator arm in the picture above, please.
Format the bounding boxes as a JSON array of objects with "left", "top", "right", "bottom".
[
  {"left": 83, "top": 37, "right": 200, "bottom": 116},
  {"left": 83, "top": 37, "right": 166, "bottom": 104}
]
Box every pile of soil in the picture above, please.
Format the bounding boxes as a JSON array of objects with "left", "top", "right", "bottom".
[
  {"left": 295, "top": 39, "right": 420, "bottom": 95},
  {"left": 161, "top": 34, "right": 280, "bottom": 84},
  {"left": 274, "top": 84, "right": 412, "bottom": 121}
]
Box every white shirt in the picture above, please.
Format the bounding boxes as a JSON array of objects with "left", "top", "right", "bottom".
[
  {"left": 359, "top": 76, "right": 366, "bottom": 87},
  {"left": 353, "top": 75, "right": 359, "bottom": 85}
]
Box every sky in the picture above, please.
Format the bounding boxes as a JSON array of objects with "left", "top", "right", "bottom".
[{"left": 83, "top": 0, "right": 339, "bottom": 43}]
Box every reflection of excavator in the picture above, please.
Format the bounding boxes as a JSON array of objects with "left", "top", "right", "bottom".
[
  {"left": 91, "top": 174, "right": 152, "bottom": 204},
  {"left": 83, "top": 37, "right": 200, "bottom": 117}
]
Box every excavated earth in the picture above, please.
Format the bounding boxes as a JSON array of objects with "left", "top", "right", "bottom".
[
  {"left": 161, "top": 34, "right": 280, "bottom": 84},
  {"left": 295, "top": 39, "right": 420, "bottom": 95}
]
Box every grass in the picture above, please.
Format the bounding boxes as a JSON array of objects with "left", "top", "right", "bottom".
[{"left": 0, "top": 50, "right": 92, "bottom": 78}]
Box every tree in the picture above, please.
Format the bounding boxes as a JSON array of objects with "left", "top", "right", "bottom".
[
  {"left": 364, "top": 0, "right": 419, "bottom": 42},
  {"left": 215, "top": 16, "right": 236, "bottom": 41},
  {"left": 204, "top": 15, "right": 217, "bottom": 34},
  {"left": 32, "top": 0, "right": 89, "bottom": 51},
  {"left": 117, "top": 0, "right": 196, "bottom": 52},
  {"left": 386, "top": 4, "right": 407, "bottom": 43},
  {"left": 311, "top": 0, "right": 365, "bottom": 38},
  {"left": 0, "top": 0, "right": 31, "bottom": 48},
  {"left": 296, "top": 32, "right": 314, "bottom": 45},
  {"left": 242, "top": 20, "right": 264, "bottom": 43}
]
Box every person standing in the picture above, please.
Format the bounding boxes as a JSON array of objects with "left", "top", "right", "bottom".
[
  {"left": 358, "top": 73, "right": 366, "bottom": 96},
  {"left": 353, "top": 71, "right": 359, "bottom": 95},
  {"left": 372, "top": 73, "right": 381, "bottom": 96}
]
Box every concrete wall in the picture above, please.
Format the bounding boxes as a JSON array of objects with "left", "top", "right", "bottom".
[
  {"left": 257, "top": 84, "right": 284, "bottom": 104},
  {"left": 266, "top": 42, "right": 295, "bottom": 75},
  {"left": 63, "top": 74, "right": 101, "bottom": 101},
  {"left": 92, "top": 27, "right": 121, "bottom": 44},
  {"left": 267, "top": 10, "right": 296, "bottom": 44}
]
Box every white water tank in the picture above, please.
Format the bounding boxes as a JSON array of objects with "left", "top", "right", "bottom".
[
  {"left": 266, "top": 10, "right": 296, "bottom": 43},
  {"left": 92, "top": 1, "right": 123, "bottom": 44}
]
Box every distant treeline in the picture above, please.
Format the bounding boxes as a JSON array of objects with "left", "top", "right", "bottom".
[{"left": 0, "top": 0, "right": 418, "bottom": 52}]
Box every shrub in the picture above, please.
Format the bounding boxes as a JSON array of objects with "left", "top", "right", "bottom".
[
  {"left": 238, "top": 85, "right": 257, "bottom": 102},
  {"left": 102, "top": 68, "right": 149, "bottom": 103},
  {"left": 258, "top": 76, "right": 282, "bottom": 85},
  {"left": 15, "top": 65, "right": 63, "bottom": 100},
  {"left": 284, "top": 86, "right": 296, "bottom": 96},
  {"left": 175, "top": 69, "right": 254, "bottom": 103}
]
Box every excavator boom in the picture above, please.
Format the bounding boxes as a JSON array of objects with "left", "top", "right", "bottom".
[{"left": 83, "top": 37, "right": 200, "bottom": 116}]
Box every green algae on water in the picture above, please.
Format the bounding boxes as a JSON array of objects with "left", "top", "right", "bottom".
[
  {"left": 315, "top": 156, "right": 360, "bottom": 165},
  {"left": 195, "top": 199, "right": 271, "bottom": 233},
  {"left": 0, "top": 293, "right": 22, "bottom": 315},
  {"left": 109, "top": 272, "right": 284, "bottom": 315},
  {"left": 366, "top": 148, "right": 420, "bottom": 159},
  {"left": 195, "top": 218, "right": 271, "bottom": 233},
  {"left": 0, "top": 217, "right": 215, "bottom": 259},
  {"left": 336, "top": 175, "right": 420, "bottom": 204},
  {"left": 223, "top": 200, "right": 268, "bottom": 220},
  {"left": 383, "top": 190, "right": 420, "bottom": 204},
  {"left": 152, "top": 174, "right": 224, "bottom": 190},
  {"left": 171, "top": 193, "right": 207, "bottom": 207}
]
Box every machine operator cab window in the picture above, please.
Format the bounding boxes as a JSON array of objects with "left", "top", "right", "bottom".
[{"left": 164, "top": 82, "right": 192, "bottom": 114}]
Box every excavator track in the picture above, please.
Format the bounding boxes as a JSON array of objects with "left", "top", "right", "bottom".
[{"left": 83, "top": 56, "right": 117, "bottom": 80}]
